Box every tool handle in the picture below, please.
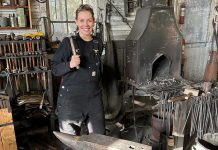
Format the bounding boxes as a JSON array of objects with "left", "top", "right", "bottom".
[{"left": 69, "top": 37, "right": 80, "bottom": 69}]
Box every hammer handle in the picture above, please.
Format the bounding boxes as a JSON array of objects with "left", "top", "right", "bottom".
[{"left": 69, "top": 37, "right": 79, "bottom": 69}]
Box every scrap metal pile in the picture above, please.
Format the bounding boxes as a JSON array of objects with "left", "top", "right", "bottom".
[
  {"left": 142, "top": 77, "right": 218, "bottom": 139},
  {"left": 136, "top": 77, "right": 192, "bottom": 98}
]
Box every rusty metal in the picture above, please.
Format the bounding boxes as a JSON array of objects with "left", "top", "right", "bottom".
[
  {"left": 203, "top": 51, "right": 218, "bottom": 92},
  {"left": 151, "top": 112, "right": 167, "bottom": 142},
  {"left": 203, "top": 51, "right": 218, "bottom": 82}
]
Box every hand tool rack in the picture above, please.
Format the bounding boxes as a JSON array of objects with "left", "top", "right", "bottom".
[{"left": 0, "top": 38, "right": 54, "bottom": 131}]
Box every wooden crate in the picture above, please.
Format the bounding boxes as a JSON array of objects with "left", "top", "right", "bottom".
[{"left": 0, "top": 99, "right": 17, "bottom": 150}]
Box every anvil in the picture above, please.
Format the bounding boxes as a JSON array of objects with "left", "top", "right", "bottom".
[{"left": 53, "top": 131, "right": 152, "bottom": 150}]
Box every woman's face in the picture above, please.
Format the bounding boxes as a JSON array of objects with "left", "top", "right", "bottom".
[{"left": 76, "top": 10, "right": 95, "bottom": 38}]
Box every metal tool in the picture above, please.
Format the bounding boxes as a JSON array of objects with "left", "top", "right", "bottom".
[
  {"left": 26, "top": 41, "right": 32, "bottom": 69},
  {"left": 53, "top": 131, "right": 152, "bottom": 150},
  {"left": 31, "top": 41, "right": 35, "bottom": 67},
  {"left": 3, "top": 44, "right": 9, "bottom": 70},
  {"left": 19, "top": 42, "right": 24, "bottom": 72},
  {"left": 69, "top": 37, "right": 79, "bottom": 69},
  {"left": 23, "top": 42, "right": 28, "bottom": 69}
]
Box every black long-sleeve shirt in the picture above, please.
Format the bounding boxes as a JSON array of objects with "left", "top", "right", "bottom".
[{"left": 51, "top": 34, "right": 103, "bottom": 87}]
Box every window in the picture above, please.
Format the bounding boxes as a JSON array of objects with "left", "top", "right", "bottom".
[{"left": 49, "top": 0, "right": 82, "bottom": 41}]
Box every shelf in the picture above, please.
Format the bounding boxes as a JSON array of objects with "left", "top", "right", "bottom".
[
  {"left": 13, "top": 69, "right": 50, "bottom": 75},
  {"left": 0, "top": 54, "right": 43, "bottom": 59},
  {"left": 0, "top": 27, "right": 31, "bottom": 30},
  {"left": 0, "top": 69, "right": 50, "bottom": 77},
  {"left": 0, "top": 39, "right": 41, "bottom": 43},
  {"left": 0, "top": 0, "right": 32, "bottom": 29},
  {"left": 0, "top": 6, "right": 28, "bottom": 9}
]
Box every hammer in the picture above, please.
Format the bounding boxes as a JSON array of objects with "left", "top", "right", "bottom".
[
  {"left": 7, "top": 43, "right": 13, "bottom": 71},
  {"left": 11, "top": 42, "right": 18, "bottom": 71},
  {"left": 31, "top": 41, "right": 36, "bottom": 67},
  {"left": 11, "top": 42, "right": 20, "bottom": 92},
  {"left": 19, "top": 42, "right": 24, "bottom": 72},
  {"left": 23, "top": 42, "right": 30, "bottom": 92},
  {"left": 40, "top": 52, "right": 48, "bottom": 90},
  {"left": 25, "top": 73, "right": 29, "bottom": 93},
  {"left": 23, "top": 41, "right": 29, "bottom": 69},
  {"left": 26, "top": 41, "right": 32, "bottom": 69},
  {"left": 3, "top": 44, "right": 9, "bottom": 70},
  {"left": 15, "top": 41, "right": 21, "bottom": 72}
]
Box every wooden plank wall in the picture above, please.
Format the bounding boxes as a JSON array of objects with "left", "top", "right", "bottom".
[{"left": 0, "top": 108, "right": 17, "bottom": 150}]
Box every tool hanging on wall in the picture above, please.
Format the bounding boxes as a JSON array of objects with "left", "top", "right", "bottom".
[
  {"left": 37, "top": 52, "right": 48, "bottom": 91},
  {"left": 36, "top": 41, "right": 41, "bottom": 67},
  {"left": 0, "top": 34, "right": 50, "bottom": 95},
  {"left": 26, "top": 41, "right": 32, "bottom": 69},
  {"left": 19, "top": 42, "right": 24, "bottom": 72}
]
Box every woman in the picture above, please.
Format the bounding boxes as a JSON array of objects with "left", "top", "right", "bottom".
[{"left": 52, "top": 4, "right": 105, "bottom": 136}]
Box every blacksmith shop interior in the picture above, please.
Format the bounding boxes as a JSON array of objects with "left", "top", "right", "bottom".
[{"left": 1, "top": 0, "right": 218, "bottom": 150}]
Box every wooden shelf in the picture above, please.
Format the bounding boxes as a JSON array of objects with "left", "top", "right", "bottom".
[
  {"left": 0, "top": 0, "right": 32, "bottom": 29},
  {"left": 0, "top": 6, "right": 28, "bottom": 9},
  {"left": 0, "top": 27, "right": 31, "bottom": 30}
]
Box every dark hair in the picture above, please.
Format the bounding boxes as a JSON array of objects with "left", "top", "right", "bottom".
[{"left": 75, "top": 4, "right": 94, "bottom": 20}]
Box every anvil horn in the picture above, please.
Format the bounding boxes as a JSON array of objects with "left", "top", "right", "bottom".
[{"left": 53, "top": 131, "right": 80, "bottom": 148}]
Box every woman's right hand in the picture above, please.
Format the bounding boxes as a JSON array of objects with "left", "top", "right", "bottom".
[{"left": 70, "top": 55, "right": 80, "bottom": 68}]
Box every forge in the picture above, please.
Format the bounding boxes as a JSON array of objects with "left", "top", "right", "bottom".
[{"left": 125, "top": 6, "right": 182, "bottom": 86}]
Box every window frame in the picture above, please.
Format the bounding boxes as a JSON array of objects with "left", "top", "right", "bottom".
[{"left": 48, "top": 0, "right": 83, "bottom": 40}]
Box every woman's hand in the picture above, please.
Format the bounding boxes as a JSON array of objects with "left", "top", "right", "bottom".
[{"left": 70, "top": 55, "right": 80, "bottom": 68}]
